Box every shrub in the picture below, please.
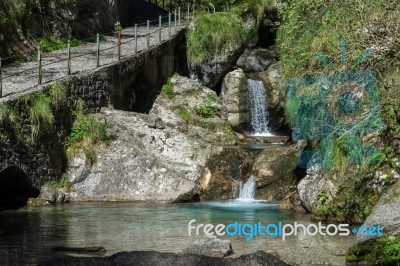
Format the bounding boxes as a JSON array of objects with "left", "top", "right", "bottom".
[
  {"left": 45, "top": 176, "right": 73, "bottom": 190},
  {"left": 49, "top": 82, "right": 68, "bottom": 109},
  {"left": 187, "top": 12, "right": 246, "bottom": 65},
  {"left": 194, "top": 93, "right": 220, "bottom": 118},
  {"left": 39, "top": 36, "right": 85, "bottom": 53},
  {"left": 346, "top": 236, "right": 400, "bottom": 265},
  {"left": 66, "top": 103, "right": 111, "bottom": 164},
  {"left": 161, "top": 78, "right": 175, "bottom": 99}
]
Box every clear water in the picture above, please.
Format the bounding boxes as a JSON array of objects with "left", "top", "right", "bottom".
[
  {"left": 247, "top": 79, "right": 273, "bottom": 136},
  {"left": 0, "top": 202, "right": 353, "bottom": 265}
]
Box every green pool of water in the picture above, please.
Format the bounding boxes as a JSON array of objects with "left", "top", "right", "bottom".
[{"left": 0, "top": 201, "right": 353, "bottom": 265}]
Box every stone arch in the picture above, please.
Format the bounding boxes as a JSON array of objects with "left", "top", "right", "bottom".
[{"left": 0, "top": 166, "right": 39, "bottom": 210}]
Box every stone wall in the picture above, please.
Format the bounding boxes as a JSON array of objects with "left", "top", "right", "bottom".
[{"left": 0, "top": 30, "right": 187, "bottom": 190}]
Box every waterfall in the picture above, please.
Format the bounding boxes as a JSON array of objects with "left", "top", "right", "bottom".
[
  {"left": 238, "top": 175, "right": 256, "bottom": 200},
  {"left": 247, "top": 79, "right": 273, "bottom": 136}
]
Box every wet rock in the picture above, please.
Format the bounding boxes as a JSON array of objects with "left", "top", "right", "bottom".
[
  {"left": 183, "top": 236, "right": 234, "bottom": 257},
  {"left": 236, "top": 47, "right": 277, "bottom": 72},
  {"left": 200, "top": 148, "right": 256, "bottom": 201},
  {"left": 253, "top": 144, "right": 304, "bottom": 201},
  {"left": 279, "top": 189, "right": 307, "bottom": 213},
  {"left": 220, "top": 69, "right": 248, "bottom": 131},
  {"left": 40, "top": 250, "right": 289, "bottom": 266},
  {"left": 189, "top": 44, "right": 244, "bottom": 89},
  {"left": 26, "top": 197, "right": 49, "bottom": 207},
  {"left": 357, "top": 181, "right": 400, "bottom": 243},
  {"left": 39, "top": 186, "right": 70, "bottom": 204}
]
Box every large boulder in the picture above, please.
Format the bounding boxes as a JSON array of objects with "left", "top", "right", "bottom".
[
  {"left": 67, "top": 75, "right": 239, "bottom": 202},
  {"left": 182, "top": 236, "right": 234, "bottom": 257},
  {"left": 297, "top": 168, "right": 339, "bottom": 214},
  {"left": 357, "top": 181, "right": 400, "bottom": 243},
  {"left": 40, "top": 250, "right": 289, "bottom": 266},
  {"left": 200, "top": 148, "right": 257, "bottom": 200},
  {"left": 236, "top": 47, "right": 277, "bottom": 72},
  {"left": 220, "top": 69, "right": 248, "bottom": 131},
  {"left": 252, "top": 143, "right": 304, "bottom": 201},
  {"left": 67, "top": 108, "right": 206, "bottom": 202},
  {"left": 39, "top": 186, "right": 70, "bottom": 204},
  {"left": 189, "top": 45, "right": 244, "bottom": 89},
  {"left": 297, "top": 152, "right": 397, "bottom": 223}
]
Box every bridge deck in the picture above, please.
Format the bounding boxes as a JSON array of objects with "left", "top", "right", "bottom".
[{"left": 1, "top": 23, "right": 186, "bottom": 98}]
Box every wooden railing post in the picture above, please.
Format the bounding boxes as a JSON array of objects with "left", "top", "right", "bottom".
[
  {"left": 147, "top": 20, "right": 150, "bottom": 48},
  {"left": 168, "top": 13, "right": 171, "bottom": 37},
  {"left": 159, "top": 15, "right": 162, "bottom": 43},
  {"left": 67, "top": 40, "right": 71, "bottom": 75},
  {"left": 117, "top": 31, "right": 121, "bottom": 61},
  {"left": 96, "top": 33, "right": 100, "bottom": 67},
  {"left": 0, "top": 58, "right": 2, "bottom": 98},
  {"left": 38, "top": 46, "right": 42, "bottom": 85},
  {"left": 134, "top": 24, "right": 138, "bottom": 54}
]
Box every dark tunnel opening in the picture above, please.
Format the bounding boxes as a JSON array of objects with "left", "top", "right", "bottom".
[{"left": 0, "top": 166, "right": 39, "bottom": 211}]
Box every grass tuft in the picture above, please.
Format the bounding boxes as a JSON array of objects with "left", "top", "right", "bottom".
[
  {"left": 187, "top": 12, "right": 246, "bottom": 65},
  {"left": 49, "top": 82, "right": 68, "bottom": 109},
  {"left": 66, "top": 103, "right": 111, "bottom": 165},
  {"left": 29, "top": 93, "right": 54, "bottom": 141}
]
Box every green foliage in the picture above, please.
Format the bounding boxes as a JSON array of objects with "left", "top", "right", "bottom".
[
  {"left": 66, "top": 104, "right": 111, "bottom": 164},
  {"left": 161, "top": 78, "right": 175, "bottom": 99},
  {"left": 114, "top": 24, "right": 123, "bottom": 32},
  {"left": 29, "top": 93, "right": 54, "bottom": 141},
  {"left": 0, "top": 0, "right": 26, "bottom": 28},
  {"left": 187, "top": 12, "right": 246, "bottom": 65},
  {"left": 49, "top": 82, "right": 68, "bottom": 109},
  {"left": 45, "top": 176, "right": 73, "bottom": 190},
  {"left": 176, "top": 105, "right": 193, "bottom": 123},
  {"left": 346, "top": 236, "right": 400, "bottom": 265},
  {"left": 0, "top": 104, "right": 10, "bottom": 125},
  {"left": 277, "top": 0, "right": 400, "bottom": 151},
  {"left": 317, "top": 191, "right": 329, "bottom": 204},
  {"left": 194, "top": 92, "right": 220, "bottom": 118},
  {"left": 38, "top": 36, "right": 85, "bottom": 53}
]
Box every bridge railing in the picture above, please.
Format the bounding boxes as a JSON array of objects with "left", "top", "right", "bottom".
[{"left": 0, "top": 4, "right": 194, "bottom": 98}]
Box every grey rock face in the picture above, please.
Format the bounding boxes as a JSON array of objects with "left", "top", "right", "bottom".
[
  {"left": 236, "top": 47, "right": 277, "bottom": 72},
  {"left": 189, "top": 45, "right": 244, "bottom": 89},
  {"left": 253, "top": 143, "right": 304, "bottom": 202},
  {"left": 357, "top": 181, "right": 400, "bottom": 243},
  {"left": 297, "top": 168, "right": 338, "bottom": 214},
  {"left": 40, "top": 250, "right": 289, "bottom": 266},
  {"left": 67, "top": 75, "right": 238, "bottom": 202},
  {"left": 68, "top": 109, "right": 204, "bottom": 202},
  {"left": 182, "top": 236, "right": 234, "bottom": 257},
  {"left": 220, "top": 68, "right": 248, "bottom": 131}
]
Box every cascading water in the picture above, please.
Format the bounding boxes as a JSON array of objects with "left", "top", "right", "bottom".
[
  {"left": 247, "top": 79, "right": 273, "bottom": 136},
  {"left": 238, "top": 175, "right": 256, "bottom": 200}
]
